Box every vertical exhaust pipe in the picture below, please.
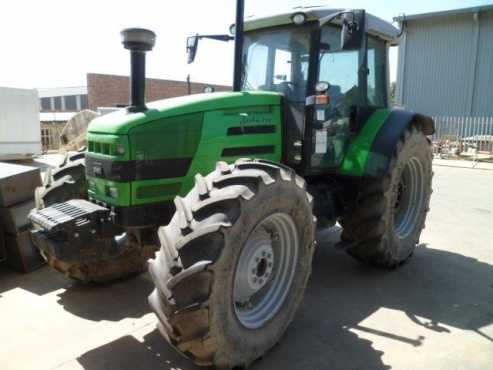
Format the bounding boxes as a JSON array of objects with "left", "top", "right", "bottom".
[
  {"left": 120, "top": 28, "right": 156, "bottom": 112},
  {"left": 233, "top": 0, "right": 245, "bottom": 92}
]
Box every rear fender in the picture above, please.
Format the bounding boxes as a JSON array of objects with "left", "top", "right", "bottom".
[
  {"left": 365, "top": 110, "right": 434, "bottom": 177},
  {"left": 340, "top": 109, "right": 434, "bottom": 178}
]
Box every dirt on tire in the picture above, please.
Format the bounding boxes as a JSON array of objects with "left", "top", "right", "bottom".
[{"left": 148, "top": 159, "right": 316, "bottom": 369}]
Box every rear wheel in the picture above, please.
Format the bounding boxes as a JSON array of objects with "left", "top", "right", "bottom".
[
  {"left": 148, "top": 159, "right": 316, "bottom": 369},
  {"left": 340, "top": 125, "right": 433, "bottom": 267},
  {"left": 34, "top": 152, "right": 153, "bottom": 283}
]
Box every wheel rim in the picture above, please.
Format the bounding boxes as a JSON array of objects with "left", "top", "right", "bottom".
[
  {"left": 233, "top": 213, "right": 299, "bottom": 329},
  {"left": 393, "top": 156, "right": 426, "bottom": 239}
]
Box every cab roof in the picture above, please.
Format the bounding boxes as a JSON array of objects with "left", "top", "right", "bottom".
[{"left": 243, "top": 6, "right": 399, "bottom": 44}]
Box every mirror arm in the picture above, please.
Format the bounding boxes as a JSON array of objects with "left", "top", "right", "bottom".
[
  {"left": 196, "top": 34, "right": 234, "bottom": 42},
  {"left": 319, "top": 10, "right": 353, "bottom": 27}
]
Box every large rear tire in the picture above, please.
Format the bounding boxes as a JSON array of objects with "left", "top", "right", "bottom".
[
  {"left": 340, "top": 124, "right": 433, "bottom": 267},
  {"left": 34, "top": 152, "right": 153, "bottom": 283},
  {"left": 148, "top": 159, "right": 316, "bottom": 369}
]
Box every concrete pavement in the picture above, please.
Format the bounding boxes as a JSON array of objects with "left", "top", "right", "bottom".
[{"left": 0, "top": 164, "right": 492, "bottom": 370}]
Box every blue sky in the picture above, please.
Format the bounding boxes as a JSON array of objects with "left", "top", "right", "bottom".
[{"left": 0, "top": 0, "right": 491, "bottom": 89}]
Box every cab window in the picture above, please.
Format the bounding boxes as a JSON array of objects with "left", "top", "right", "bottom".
[{"left": 311, "top": 27, "right": 387, "bottom": 169}]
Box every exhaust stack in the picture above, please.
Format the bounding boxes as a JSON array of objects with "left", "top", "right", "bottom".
[
  {"left": 232, "top": 0, "right": 245, "bottom": 91},
  {"left": 120, "top": 28, "right": 156, "bottom": 112}
]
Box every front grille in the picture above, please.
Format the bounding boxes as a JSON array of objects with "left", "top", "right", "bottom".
[{"left": 88, "top": 141, "right": 114, "bottom": 155}]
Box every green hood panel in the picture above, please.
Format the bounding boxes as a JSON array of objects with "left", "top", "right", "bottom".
[{"left": 88, "top": 91, "right": 282, "bottom": 134}]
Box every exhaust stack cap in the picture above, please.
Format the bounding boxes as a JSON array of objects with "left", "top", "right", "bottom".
[
  {"left": 121, "top": 28, "right": 156, "bottom": 51},
  {"left": 120, "top": 28, "right": 156, "bottom": 113}
]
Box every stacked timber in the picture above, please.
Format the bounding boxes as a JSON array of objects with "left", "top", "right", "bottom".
[{"left": 0, "top": 162, "right": 43, "bottom": 272}]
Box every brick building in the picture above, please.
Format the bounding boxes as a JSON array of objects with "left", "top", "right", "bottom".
[
  {"left": 38, "top": 74, "right": 230, "bottom": 113},
  {"left": 86, "top": 73, "right": 230, "bottom": 111},
  {"left": 37, "top": 74, "right": 229, "bottom": 150}
]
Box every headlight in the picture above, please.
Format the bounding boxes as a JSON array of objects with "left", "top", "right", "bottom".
[
  {"left": 291, "top": 12, "right": 307, "bottom": 25},
  {"left": 316, "top": 81, "right": 330, "bottom": 93}
]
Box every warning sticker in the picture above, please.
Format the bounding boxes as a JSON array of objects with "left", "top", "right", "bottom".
[{"left": 315, "top": 130, "right": 327, "bottom": 154}]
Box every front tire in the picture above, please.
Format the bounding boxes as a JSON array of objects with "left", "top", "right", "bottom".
[
  {"left": 148, "top": 159, "right": 316, "bottom": 369},
  {"left": 341, "top": 124, "right": 433, "bottom": 267},
  {"left": 33, "top": 152, "right": 153, "bottom": 283}
]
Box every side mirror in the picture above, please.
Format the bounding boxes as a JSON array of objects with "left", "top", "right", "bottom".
[
  {"left": 341, "top": 10, "right": 366, "bottom": 50},
  {"left": 186, "top": 35, "right": 199, "bottom": 64}
]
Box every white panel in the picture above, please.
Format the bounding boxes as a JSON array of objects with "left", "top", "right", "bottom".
[
  {"left": 399, "top": 10, "right": 493, "bottom": 116},
  {"left": 0, "top": 87, "right": 41, "bottom": 156}
]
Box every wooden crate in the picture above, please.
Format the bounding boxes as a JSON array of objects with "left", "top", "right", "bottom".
[{"left": 5, "top": 231, "right": 44, "bottom": 273}]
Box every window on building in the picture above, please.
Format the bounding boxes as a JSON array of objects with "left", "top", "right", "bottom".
[
  {"left": 54, "top": 97, "right": 62, "bottom": 110},
  {"left": 40, "top": 97, "right": 51, "bottom": 111},
  {"left": 80, "top": 94, "right": 88, "bottom": 109},
  {"left": 65, "top": 95, "right": 77, "bottom": 111}
]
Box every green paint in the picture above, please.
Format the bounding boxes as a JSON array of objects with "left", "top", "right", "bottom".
[
  {"left": 86, "top": 92, "right": 282, "bottom": 210},
  {"left": 181, "top": 104, "right": 282, "bottom": 194},
  {"left": 129, "top": 113, "right": 203, "bottom": 160},
  {"left": 88, "top": 91, "right": 281, "bottom": 135},
  {"left": 338, "top": 109, "right": 392, "bottom": 176},
  {"left": 131, "top": 178, "right": 184, "bottom": 205},
  {"left": 87, "top": 177, "right": 131, "bottom": 206},
  {"left": 86, "top": 133, "right": 130, "bottom": 160},
  {"left": 136, "top": 182, "right": 181, "bottom": 199}
]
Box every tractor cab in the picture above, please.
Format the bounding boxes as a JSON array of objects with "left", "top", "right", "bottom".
[{"left": 188, "top": 7, "right": 399, "bottom": 174}]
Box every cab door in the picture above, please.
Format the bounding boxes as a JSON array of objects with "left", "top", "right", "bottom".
[
  {"left": 309, "top": 26, "right": 364, "bottom": 170},
  {"left": 307, "top": 26, "right": 389, "bottom": 173}
]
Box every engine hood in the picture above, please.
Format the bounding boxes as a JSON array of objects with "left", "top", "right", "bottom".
[{"left": 88, "top": 91, "right": 282, "bottom": 135}]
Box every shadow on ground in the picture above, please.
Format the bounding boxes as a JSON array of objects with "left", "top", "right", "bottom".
[
  {"left": 74, "top": 232, "right": 493, "bottom": 370},
  {"left": 0, "top": 264, "right": 67, "bottom": 296},
  {"left": 56, "top": 273, "right": 154, "bottom": 321},
  {"left": 78, "top": 329, "right": 201, "bottom": 370}
]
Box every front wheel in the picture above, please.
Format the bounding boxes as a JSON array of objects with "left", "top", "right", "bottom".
[{"left": 148, "top": 159, "right": 316, "bottom": 369}]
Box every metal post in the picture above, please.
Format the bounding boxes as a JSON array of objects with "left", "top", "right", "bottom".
[
  {"left": 233, "top": 0, "right": 245, "bottom": 91},
  {"left": 187, "top": 74, "right": 191, "bottom": 95}
]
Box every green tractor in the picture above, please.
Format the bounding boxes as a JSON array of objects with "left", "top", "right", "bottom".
[{"left": 30, "top": 3, "right": 433, "bottom": 369}]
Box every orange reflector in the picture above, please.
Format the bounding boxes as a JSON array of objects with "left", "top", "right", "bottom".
[{"left": 315, "top": 95, "right": 329, "bottom": 105}]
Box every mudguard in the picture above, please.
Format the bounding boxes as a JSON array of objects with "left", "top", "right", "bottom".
[{"left": 340, "top": 109, "right": 434, "bottom": 178}]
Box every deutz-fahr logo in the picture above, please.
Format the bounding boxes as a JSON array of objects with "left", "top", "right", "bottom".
[{"left": 239, "top": 114, "right": 272, "bottom": 125}]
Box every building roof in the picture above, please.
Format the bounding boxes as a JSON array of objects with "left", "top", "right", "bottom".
[
  {"left": 244, "top": 6, "right": 399, "bottom": 42},
  {"left": 37, "top": 86, "right": 87, "bottom": 98},
  {"left": 0, "top": 86, "right": 37, "bottom": 94},
  {"left": 394, "top": 4, "right": 493, "bottom": 22}
]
